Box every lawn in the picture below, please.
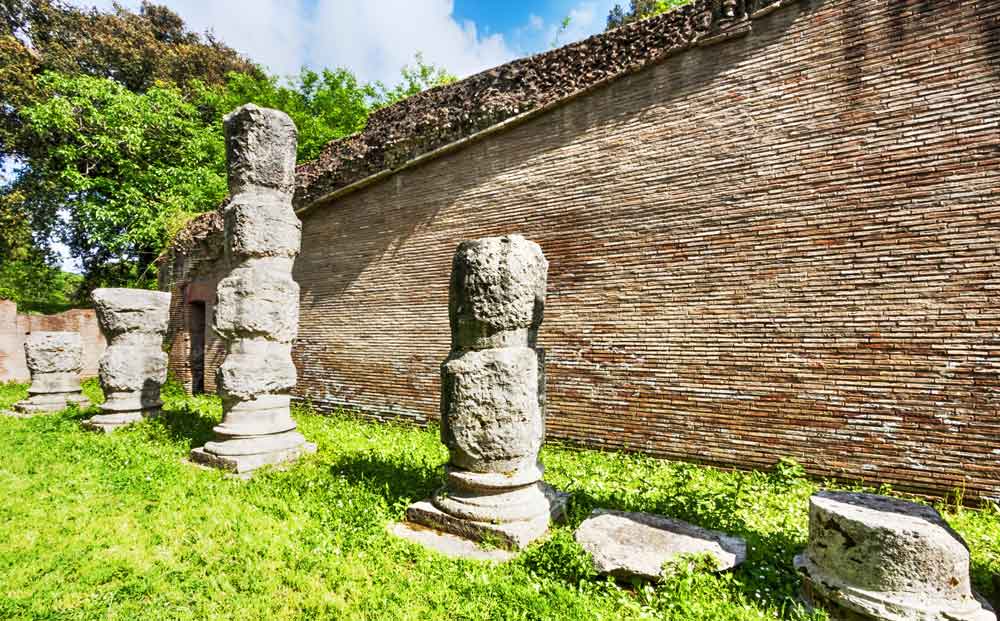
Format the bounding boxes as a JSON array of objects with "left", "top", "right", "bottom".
[{"left": 0, "top": 380, "right": 997, "bottom": 620}]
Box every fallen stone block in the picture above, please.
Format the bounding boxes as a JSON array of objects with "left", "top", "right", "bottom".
[
  {"left": 795, "top": 491, "right": 995, "bottom": 621},
  {"left": 574, "top": 508, "right": 747, "bottom": 581}
]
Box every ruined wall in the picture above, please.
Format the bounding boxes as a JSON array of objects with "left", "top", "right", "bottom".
[
  {"left": 292, "top": 0, "right": 1000, "bottom": 499},
  {"left": 159, "top": 215, "right": 227, "bottom": 394},
  {"left": 0, "top": 300, "right": 106, "bottom": 382}
]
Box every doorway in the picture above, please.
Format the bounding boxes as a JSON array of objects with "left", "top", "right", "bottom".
[{"left": 189, "top": 301, "right": 206, "bottom": 394}]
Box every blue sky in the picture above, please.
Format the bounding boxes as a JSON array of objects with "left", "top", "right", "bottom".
[{"left": 67, "top": 1, "right": 621, "bottom": 86}]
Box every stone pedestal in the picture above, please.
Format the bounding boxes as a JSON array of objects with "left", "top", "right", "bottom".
[
  {"left": 189, "top": 104, "right": 314, "bottom": 474},
  {"left": 82, "top": 288, "right": 171, "bottom": 432},
  {"left": 795, "top": 491, "right": 995, "bottom": 621},
  {"left": 400, "top": 235, "right": 565, "bottom": 554},
  {"left": 9, "top": 332, "right": 89, "bottom": 415}
]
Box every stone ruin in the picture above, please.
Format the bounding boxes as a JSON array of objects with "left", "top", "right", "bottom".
[
  {"left": 7, "top": 331, "right": 90, "bottom": 415},
  {"left": 795, "top": 491, "right": 995, "bottom": 621},
  {"left": 82, "top": 288, "right": 171, "bottom": 433},
  {"left": 574, "top": 508, "right": 746, "bottom": 581},
  {"left": 398, "top": 234, "right": 566, "bottom": 555},
  {"left": 189, "top": 104, "right": 315, "bottom": 474}
]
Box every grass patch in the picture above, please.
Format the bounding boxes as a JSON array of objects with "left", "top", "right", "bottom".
[{"left": 0, "top": 381, "right": 997, "bottom": 620}]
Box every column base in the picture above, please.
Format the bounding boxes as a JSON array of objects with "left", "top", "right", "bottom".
[
  {"left": 796, "top": 554, "right": 996, "bottom": 621},
  {"left": 81, "top": 409, "right": 159, "bottom": 433},
  {"left": 9, "top": 392, "right": 90, "bottom": 416},
  {"left": 404, "top": 483, "right": 568, "bottom": 551},
  {"left": 190, "top": 438, "right": 316, "bottom": 475}
]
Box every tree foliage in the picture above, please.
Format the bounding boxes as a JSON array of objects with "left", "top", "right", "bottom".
[
  {"left": 15, "top": 73, "right": 228, "bottom": 290},
  {"left": 606, "top": 0, "right": 693, "bottom": 29},
  {"left": 0, "top": 1, "right": 455, "bottom": 301}
]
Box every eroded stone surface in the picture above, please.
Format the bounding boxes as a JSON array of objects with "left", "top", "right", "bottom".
[
  {"left": 224, "top": 103, "right": 297, "bottom": 195},
  {"left": 12, "top": 331, "right": 89, "bottom": 415},
  {"left": 449, "top": 235, "right": 547, "bottom": 351},
  {"left": 794, "top": 491, "right": 995, "bottom": 621},
  {"left": 575, "top": 509, "right": 747, "bottom": 581},
  {"left": 83, "top": 288, "right": 170, "bottom": 432},
  {"left": 190, "top": 105, "right": 310, "bottom": 475},
  {"left": 401, "top": 235, "right": 561, "bottom": 552},
  {"left": 440, "top": 347, "right": 542, "bottom": 473}
]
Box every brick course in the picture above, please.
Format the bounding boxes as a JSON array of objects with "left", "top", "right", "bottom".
[{"left": 166, "top": 0, "right": 1000, "bottom": 500}]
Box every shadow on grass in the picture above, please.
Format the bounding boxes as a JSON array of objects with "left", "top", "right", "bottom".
[
  {"left": 326, "top": 451, "right": 442, "bottom": 508},
  {"left": 150, "top": 404, "right": 218, "bottom": 449}
]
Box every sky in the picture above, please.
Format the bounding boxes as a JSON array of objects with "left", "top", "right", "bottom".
[{"left": 66, "top": 0, "right": 622, "bottom": 85}]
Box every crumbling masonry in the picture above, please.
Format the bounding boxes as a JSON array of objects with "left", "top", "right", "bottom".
[{"left": 190, "top": 104, "right": 316, "bottom": 474}]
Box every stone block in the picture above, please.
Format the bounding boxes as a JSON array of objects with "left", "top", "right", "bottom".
[
  {"left": 449, "top": 235, "right": 547, "bottom": 350},
  {"left": 795, "top": 491, "right": 995, "bottom": 621},
  {"left": 214, "top": 266, "right": 300, "bottom": 343},
  {"left": 215, "top": 340, "right": 296, "bottom": 401},
  {"left": 441, "top": 347, "right": 543, "bottom": 474},
  {"left": 98, "top": 345, "right": 167, "bottom": 394},
  {"left": 24, "top": 332, "right": 84, "bottom": 375},
  {"left": 575, "top": 509, "right": 747, "bottom": 581},
  {"left": 224, "top": 196, "right": 301, "bottom": 259},
  {"left": 91, "top": 289, "right": 170, "bottom": 336},
  {"left": 223, "top": 104, "right": 297, "bottom": 195}
]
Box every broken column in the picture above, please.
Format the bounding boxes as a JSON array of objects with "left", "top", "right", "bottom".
[
  {"left": 795, "top": 491, "right": 995, "bottom": 621},
  {"left": 9, "top": 332, "right": 90, "bottom": 415},
  {"left": 404, "top": 234, "right": 566, "bottom": 550},
  {"left": 82, "top": 288, "right": 171, "bottom": 432},
  {"left": 189, "top": 104, "right": 315, "bottom": 474}
]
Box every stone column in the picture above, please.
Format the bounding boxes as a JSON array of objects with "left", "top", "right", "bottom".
[
  {"left": 795, "top": 491, "right": 995, "bottom": 621},
  {"left": 82, "top": 288, "right": 171, "bottom": 432},
  {"left": 8, "top": 331, "right": 90, "bottom": 415},
  {"left": 405, "top": 234, "right": 566, "bottom": 550},
  {"left": 189, "top": 104, "right": 315, "bottom": 474}
]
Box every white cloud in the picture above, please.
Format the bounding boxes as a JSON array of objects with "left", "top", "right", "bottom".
[{"left": 65, "top": 0, "right": 518, "bottom": 85}]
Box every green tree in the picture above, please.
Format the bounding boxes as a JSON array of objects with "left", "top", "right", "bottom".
[
  {"left": 606, "top": 0, "right": 693, "bottom": 29},
  {"left": 14, "top": 72, "right": 228, "bottom": 291}
]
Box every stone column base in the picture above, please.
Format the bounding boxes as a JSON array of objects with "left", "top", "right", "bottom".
[
  {"left": 9, "top": 392, "right": 90, "bottom": 416},
  {"left": 190, "top": 433, "right": 316, "bottom": 475},
  {"left": 403, "top": 483, "right": 567, "bottom": 551},
  {"left": 81, "top": 409, "right": 160, "bottom": 433},
  {"left": 796, "top": 554, "right": 996, "bottom": 621}
]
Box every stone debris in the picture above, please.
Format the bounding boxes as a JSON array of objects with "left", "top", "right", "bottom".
[
  {"left": 82, "top": 288, "right": 171, "bottom": 433},
  {"left": 574, "top": 509, "right": 747, "bottom": 581},
  {"left": 189, "top": 104, "right": 315, "bottom": 474},
  {"left": 795, "top": 491, "right": 995, "bottom": 621},
  {"left": 8, "top": 332, "right": 90, "bottom": 415},
  {"left": 400, "top": 235, "right": 566, "bottom": 553}
]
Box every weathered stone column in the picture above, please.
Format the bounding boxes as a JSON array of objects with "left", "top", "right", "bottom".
[
  {"left": 82, "top": 288, "right": 170, "bottom": 432},
  {"left": 795, "top": 491, "right": 995, "bottom": 621},
  {"left": 190, "top": 104, "right": 315, "bottom": 474},
  {"left": 8, "top": 331, "right": 90, "bottom": 415},
  {"left": 405, "top": 234, "right": 566, "bottom": 550}
]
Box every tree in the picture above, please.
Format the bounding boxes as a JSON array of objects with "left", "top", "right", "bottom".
[
  {"left": 0, "top": 0, "right": 259, "bottom": 158},
  {"left": 606, "top": 0, "right": 693, "bottom": 29},
  {"left": 13, "top": 73, "right": 228, "bottom": 291}
]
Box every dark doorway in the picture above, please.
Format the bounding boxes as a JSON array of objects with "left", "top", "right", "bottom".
[{"left": 189, "top": 302, "right": 207, "bottom": 394}]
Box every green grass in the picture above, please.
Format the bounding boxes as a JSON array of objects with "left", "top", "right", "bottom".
[{"left": 0, "top": 380, "right": 997, "bottom": 620}]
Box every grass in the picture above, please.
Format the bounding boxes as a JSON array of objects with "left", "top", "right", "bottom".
[{"left": 0, "top": 379, "right": 997, "bottom": 620}]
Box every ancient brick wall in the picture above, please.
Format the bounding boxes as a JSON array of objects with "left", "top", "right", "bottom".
[
  {"left": 159, "top": 223, "right": 227, "bottom": 394},
  {"left": 291, "top": 0, "right": 1000, "bottom": 500},
  {"left": 0, "top": 300, "right": 107, "bottom": 381}
]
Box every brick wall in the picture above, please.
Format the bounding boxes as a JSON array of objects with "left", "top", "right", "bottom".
[
  {"left": 0, "top": 300, "right": 107, "bottom": 382},
  {"left": 160, "top": 0, "right": 1000, "bottom": 499},
  {"left": 159, "top": 227, "right": 227, "bottom": 394},
  {"left": 288, "top": 0, "right": 1000, "bottom": 500}
]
